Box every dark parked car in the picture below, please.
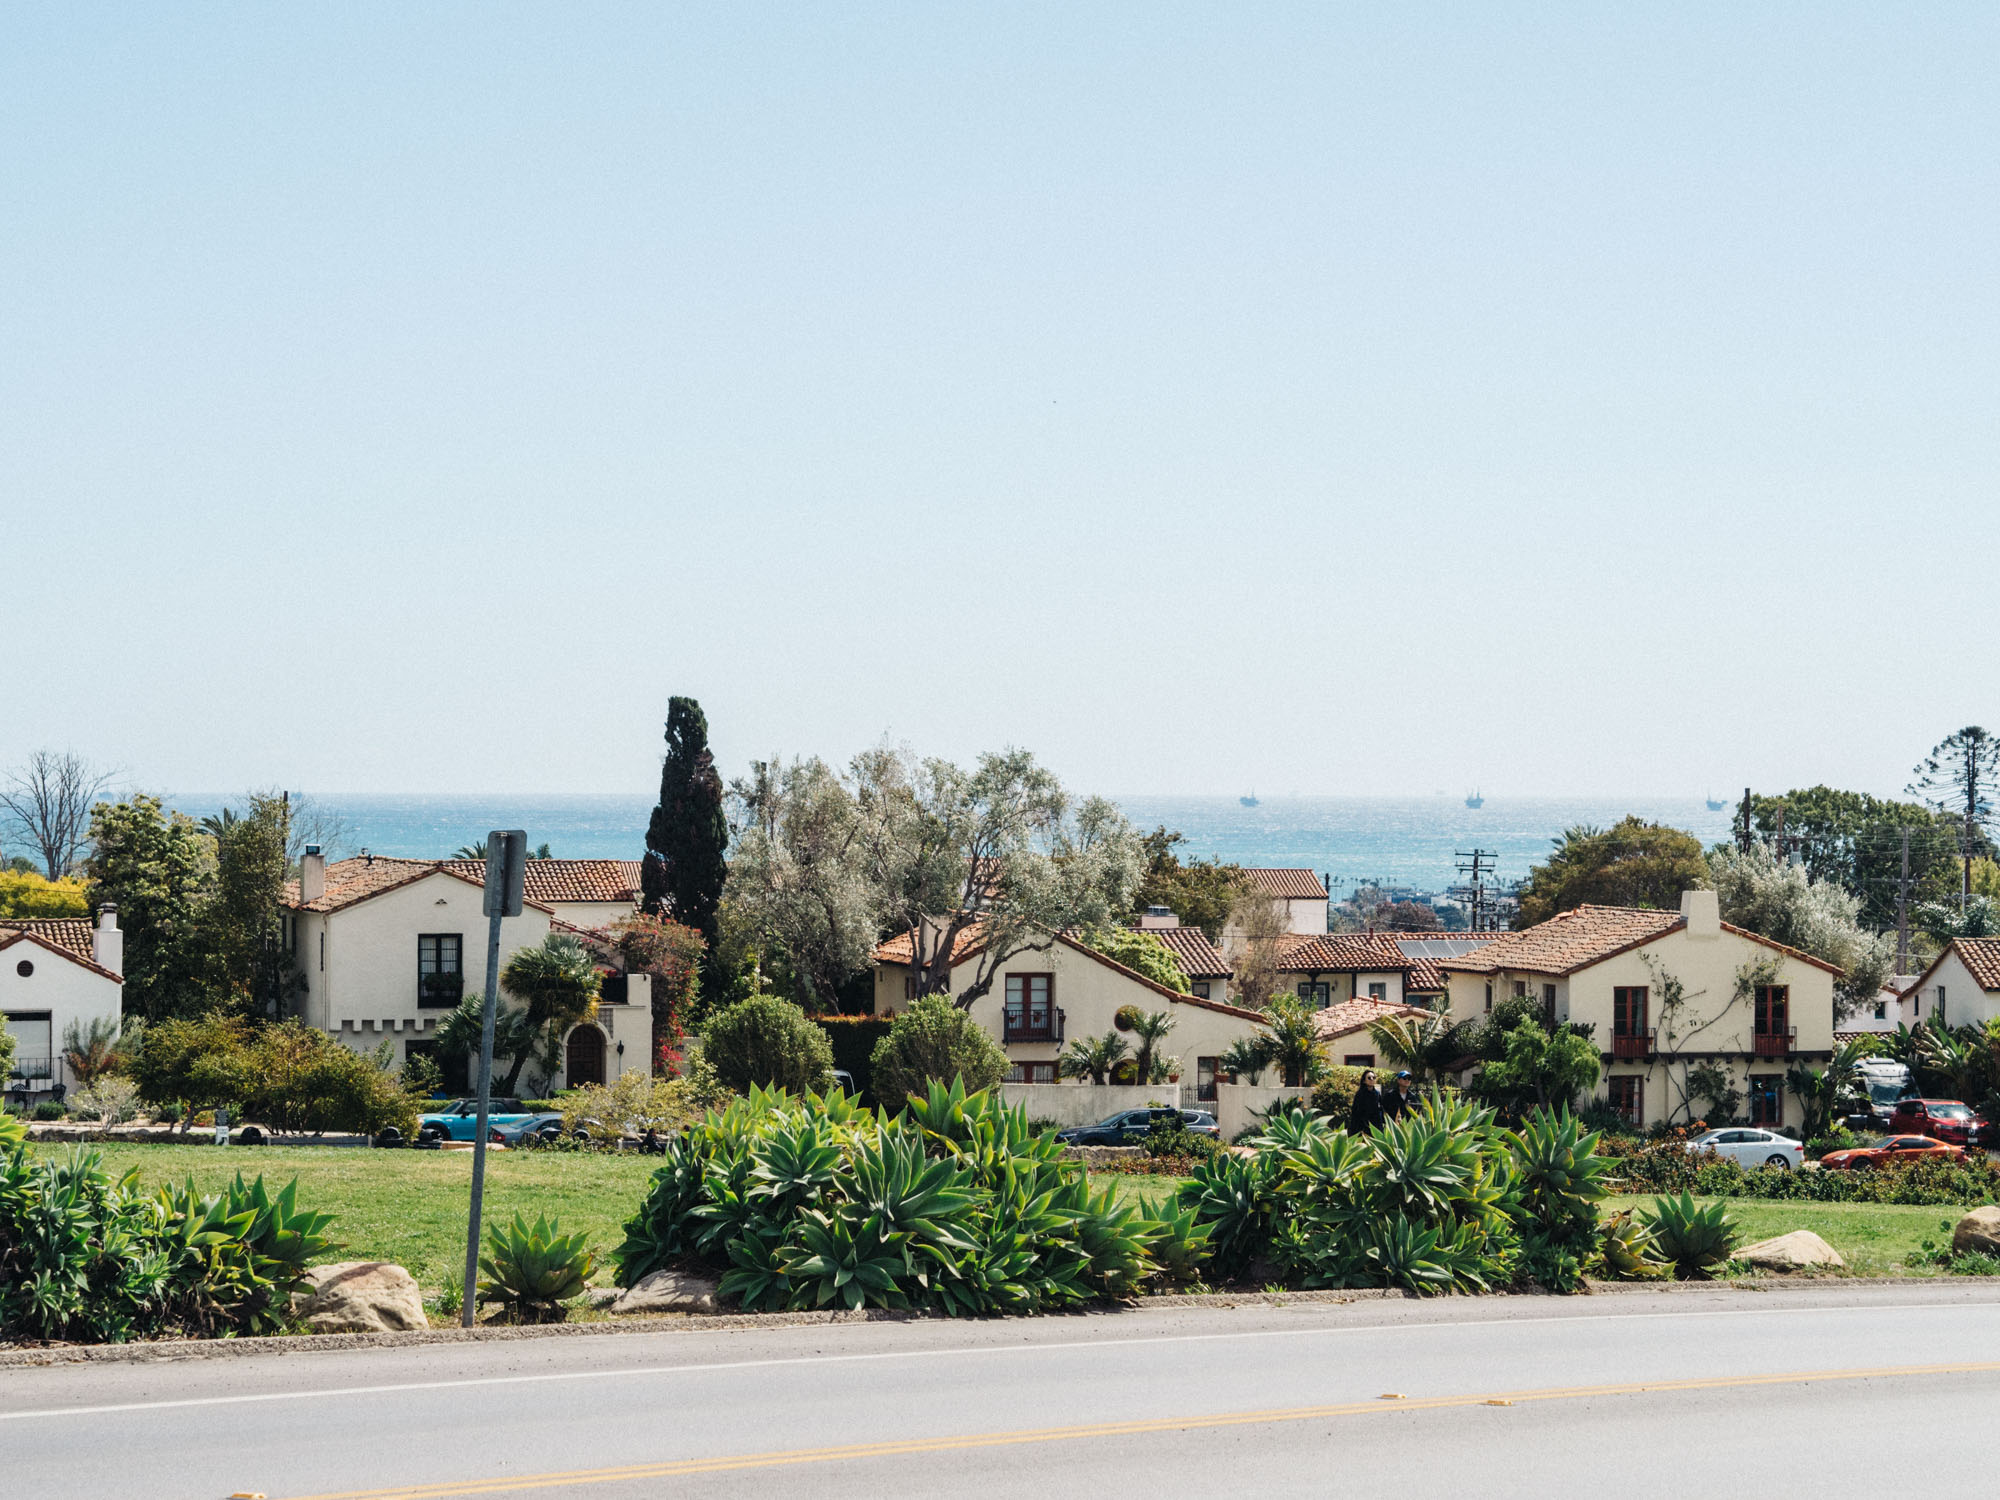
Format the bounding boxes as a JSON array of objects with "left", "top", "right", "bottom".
[
  {"left": 490, "top": 1112, "right": 569, "bottom": 1147},
  {"left": 1055, "top": 1108, "right": 1219, "bottom": 1146},
  {"left": 1886, "top": 1098, "right": 1987, "bottom": 1147}
]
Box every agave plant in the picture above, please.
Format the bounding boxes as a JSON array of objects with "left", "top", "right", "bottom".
[
  {"left": 1176, "top": 1154, "right": 1273, "bottom": 1280},
  {"left": 478, "top": 1212, "right": 597, "bottom": 1322},
  {"left": 1597, "top": 1209, "right": 1664, "bottom": 1280},
  {"left": 1640, "top": 1191, "right": 1739, "bottom": 1279}
]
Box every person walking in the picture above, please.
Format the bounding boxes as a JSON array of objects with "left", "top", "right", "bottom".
[
  {"left": 1347, "top": 1069, "right": 1386, "bottom": 1133},
  {"left": 1380, "top": 1070, "right": 1418, "bottom": 1122}
]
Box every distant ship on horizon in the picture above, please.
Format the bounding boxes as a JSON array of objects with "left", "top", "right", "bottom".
[
  {"left": 1239, "top": 792, "right": 1260, "bottom": 808},
  {"left": 1706, "top": 793, "right": 1727, "bottom": 811},
  {"left": 1465, "top": 789, "right": 1484, "bottom": 809}
]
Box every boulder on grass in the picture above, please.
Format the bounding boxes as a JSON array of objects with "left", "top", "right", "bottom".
[
  {"left": 1735, "top": 1231, "right": 1844, "bottom": 1272},
  {"left": 610, "top": 1268, "right": 722, "bottom": 1315},
  {"left": 1951, "top": 1206, "right": 2000, "bottom": 1257},
  {"left": 295, "top": 1262, "right": 429, "bottom": 1333}
]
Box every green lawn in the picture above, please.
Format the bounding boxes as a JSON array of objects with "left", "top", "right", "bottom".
[{"left": 37, "top": 1142, "right": 1973, "bottom": 1295}]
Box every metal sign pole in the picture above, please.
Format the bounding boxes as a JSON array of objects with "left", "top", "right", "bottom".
[{"left": 462, "top": 830, "right": 526, "bottom": 1327}]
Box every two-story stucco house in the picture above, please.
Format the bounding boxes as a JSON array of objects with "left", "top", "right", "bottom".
[
  {"left": 1222, "top": 870, "right": 1330, "bottom": 947},
  {"left": 281, "top": 850, "right": 652, "bottom": 1092},
  {"left": 872, "top": 924, "right": 1270, "bottom": 1108},
  {"left": 1895, "top": 938, "right": 2000, "bottom": 1031},
  {"left": 1439, "top": 890, "right": 1839, "bottom": 1130},
  {"left": 0, "top": 908, "right": 124, "bottom": 1100}
]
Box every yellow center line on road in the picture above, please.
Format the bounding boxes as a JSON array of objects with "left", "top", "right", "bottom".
[{"left": 284, "top": 1359, "right": 2000, "bottom": 1500}]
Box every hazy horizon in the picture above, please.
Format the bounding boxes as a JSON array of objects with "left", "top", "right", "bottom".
[{"left": 7, "top": 7, "right": 1995, "bottom": 799}]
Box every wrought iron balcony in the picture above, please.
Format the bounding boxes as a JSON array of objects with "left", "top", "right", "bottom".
[{"left": 1003, "top": 1007, "right": 1065, "bottom": 1044}]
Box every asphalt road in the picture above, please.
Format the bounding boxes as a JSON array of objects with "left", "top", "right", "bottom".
[{"left": 3, "top": 1284, "right": 1996, "bottom": 1500}]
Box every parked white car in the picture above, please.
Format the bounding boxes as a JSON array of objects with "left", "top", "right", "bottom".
[{"left": 1685, "top": 1127, "right": 1802, "bottom": 1171}]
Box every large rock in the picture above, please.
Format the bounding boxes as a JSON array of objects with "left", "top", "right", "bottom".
[
  {"left": 1952, "top": 1206, "right": 2000, "bottom": 1256},
  {"left": 295, "top": 1262, "right": 429, "bottom": 1333},
  {"left": 1735, "top": 1231, "right": 1844, "bottom": 1271},
  {"left": 610, "top": 1268, "right": 722, "bottom": 1315}
]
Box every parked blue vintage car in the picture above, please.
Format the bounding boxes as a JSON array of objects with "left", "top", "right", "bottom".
[{"left": 416, "top": 1098, "right": 537, "bottom": 1143}]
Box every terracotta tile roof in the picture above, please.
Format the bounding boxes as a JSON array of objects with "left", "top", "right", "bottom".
[
  {"left": 872, "top": 922, "right": 1269, "bottom": 1024},
  {"left": 0, "top": 928, "right": 122, "bottom": 983},
  {"left": 1241, "top": 868, "right": 1328, "bottom": 901},
  {"left": 0, "top": 917, "right": 95, "bottom": 963},
  {"left": 1441, "top": 906, "right": 1684, "bottom": 977},
  {"left": 283, "top": 857, "right": 641, "bottom": 915},
  {"left": 1899, "top": 937, "right": 2000, "bottom": 1001},
  {"left": 1277, "top": 933, "right": 1413, "bottom": 974},
  {"left": 1441, "top": 905, "right": 1845, "bottom": 979},
  {"left": 440, "top": 859, "right": 642, "bottom": 905},
  {"left": 1313, "top": 997, "right": 1436, "bottom": 1043},
  {"left": 1144, "top": 924, "right": 1232, "bottom": 980}
]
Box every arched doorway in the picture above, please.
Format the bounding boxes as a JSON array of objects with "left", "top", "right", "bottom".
[{"left": 565, "top": 1025, "right": 606, "bottom": 1087}]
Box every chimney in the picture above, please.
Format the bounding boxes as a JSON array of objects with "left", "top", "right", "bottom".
[
  {"left": 1680, "top": 888, "right": 1719, "bottom": 938},
  {"left": 93, "top": 904, "right": 123, "bottom": 976},
  {"left": 1138, "top": 906, "right": 1179, "bottom": 930},
  {"left": 301, "top": 845, "right": 326, "bottom": 904}
]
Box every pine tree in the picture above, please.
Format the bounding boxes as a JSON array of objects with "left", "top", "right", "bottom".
[
  {"left": 1909, "top": 726, "right": 2000, "bottom": 901},
  {"left": 641, "top": 697, "right": 728, "bottom": 957}
]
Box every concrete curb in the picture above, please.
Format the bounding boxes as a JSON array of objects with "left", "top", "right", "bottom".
[{"left": 6, "top": 1274, "right": 1998, "bottom": 1369}]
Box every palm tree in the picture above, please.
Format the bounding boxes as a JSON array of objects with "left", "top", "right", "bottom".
[
  {"left": 1915, "top": 1024, "right": 1983, "bottom": 1101},
  {"left": 1127, "top": 1010, "right": 1176, "bottom": 1087},
  {"left": 1364, "top": 1011, "right": 1451, "bottom": 1083},
  {"left": 495, "top": 935, "right": 601, "bottom": 1092},
  {"left": 1059, "top": 1031, "right": 1130, "bottom": 1085},
  {"left": 456, "top": 839, "right": 489, "bottom": 860},
  {"left": 199, "top": 808, "right": 240, "bottom": 840},
  {"left": 61, "top": 1015, "right": 129, "bottom": 1087},
  {"left": 1263, "top": 1000, "right": 1328, "bottom": 1088},
  {"left": 1786, "top": 1038, "right": 1873, "bottom": 1140},
  {"left": 1219, "top": 1036, "right": 1272, "bottom": 1086}
]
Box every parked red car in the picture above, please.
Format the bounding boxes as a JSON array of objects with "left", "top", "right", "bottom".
[
  {"left": 1819, "top": 1135, "right": 1968, "bottom": 1171},
  {"left": 1885, "top": 1098, "right": 1986, "bottom": 1147}
]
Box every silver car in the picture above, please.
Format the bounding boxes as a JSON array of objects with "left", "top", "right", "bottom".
[{"left": 1686, "top": 1127, "right": 1801, "bottom": 1171}]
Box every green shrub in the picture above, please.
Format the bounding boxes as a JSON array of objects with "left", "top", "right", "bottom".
[
  {"left": 31, "top": 1101, "right": 65, "bottom": 1121},
  {"left": 0, "top": 1115, "right": 336, "bottom": 1342},
  {"left": 242, "top": 1023, "right": 419, "bottom": 1139},
  {"left": 1309, "top": 1066, "right": 1366, "bottom": 1125},
  {"left": 1642, "top": 1191, "right": 1739, "bottom": 1279},
  {"left": 701, "top": 995, "right": 836, "bottom": 1094},
  {"left": 1906, "top": 1219, "right": 2000, "bottom": 1276},
  {"left": 615, "top": 1080, "right": 1172, "bottom": 1313},
  {"left": 1142, "top": 1116, "right": 1221, "bottom": 1166},
  {"left": 866, "top": 995, "right": 1008, "bottom": 1111},
  {"left": 476, "top": 1212, "right": 597, "bottom": 1323},
  {"left": 128, "top": 1011, "right": 255, "bottom": 1128}
]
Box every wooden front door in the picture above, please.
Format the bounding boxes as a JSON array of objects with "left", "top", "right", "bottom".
[{"left": 565, "top": 1025, "right": 606, "bottom": 1086}]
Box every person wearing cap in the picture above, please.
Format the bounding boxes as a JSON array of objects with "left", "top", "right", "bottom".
[
  {"left": 1380, "top": 1070, "right": 1417, "bottom": 1121},
  {"left": 1347, "top": 1069, "right": 1385, "bottom": 1133}
]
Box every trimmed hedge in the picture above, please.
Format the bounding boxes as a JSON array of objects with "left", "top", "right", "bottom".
[{"left": 1608, "top": 1135, "right": 2000, "bottom": 1207}]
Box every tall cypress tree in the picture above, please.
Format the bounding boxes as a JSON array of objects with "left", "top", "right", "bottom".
[{"left": 642, "top": 697, "right": 728, "bottom": 959}]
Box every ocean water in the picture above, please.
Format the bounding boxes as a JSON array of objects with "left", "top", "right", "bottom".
[{"left": 167, "top": 791, "right": 1738, "bottom": 897}]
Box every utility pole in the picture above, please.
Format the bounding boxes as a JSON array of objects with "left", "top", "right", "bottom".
[
  {"left": 1896, "top": 826, "right": 1912, "bottom": 976},
  {"left": 1453, "top": 848, "right": 1496, "bottom": 931},
  {"left": 1734, "top": 788, "right": 1754, "bottom": 853},
  {"left": 462, "top": 830, "right": 526, "bottom": 1329}
]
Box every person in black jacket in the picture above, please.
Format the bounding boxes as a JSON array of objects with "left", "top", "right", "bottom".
[
  {"left": 1379, "top": 1070, "right": 1417, "bottom": 1122},
  {"left": 1347, "top": 1069, "right": 1386, "bottom": 1133}
]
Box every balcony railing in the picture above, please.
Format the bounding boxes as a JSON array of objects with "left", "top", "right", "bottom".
[
  {"left": 1611, "top": 1030, "right": 1654, "bottom": 1061},
  {"left": 1753, "top": 1028, "right": 1795, "bottom": 1059},
  {"left": 1003, "top": 1007, "right": 1065, "bottom": 1044},
  {"left": 418, "top": 973, "right": 465, "bottom": 1009},
  {"left": 8, "top": 1054, "right": 54, "bottom": 1082}
]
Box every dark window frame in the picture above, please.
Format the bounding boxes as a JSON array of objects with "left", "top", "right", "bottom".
[
  {"left": 418, "top": 933, "right": 466, "bottom": 1008},
  {"left": 1003, "top": 973, "right": 1056, "bottom": 1040}
]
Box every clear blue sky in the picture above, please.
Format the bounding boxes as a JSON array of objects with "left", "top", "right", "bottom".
[{"left": 5, "top": 6, "right": 1995, "bottom": 800}]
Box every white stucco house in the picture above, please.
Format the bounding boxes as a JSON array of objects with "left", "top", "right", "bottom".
[
  {"left": 1896, "top": 939, "right": 2000, "bottom": 1030},
  {"left": 1222, "top": 869, "right": 1330, "bottom": 944},
  {"left": 281, "top": 851, "right": 652, "bottom": 1093},
  {"left": 0, "top": 908, "right": 125, "bottom": 1100}
]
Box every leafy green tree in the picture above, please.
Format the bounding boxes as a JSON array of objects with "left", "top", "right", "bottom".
[
  {"left": 1915, "top": 895, "right": 2000, "bottom": 946},
  {"left": 1262, "top": 1000, "right": 1328, "bottom": 1087},
  {"left": 867, "top": 994, "right": 1009, "bottom": 1109},
  {"left": 1468, "top": 1014, "right": 1600, "bottom": 1114},
  {"left": 699, "top": 994, "right": 835, "bottom": 1093},
  {"left": 0, "top": 1022, "right": 14, "bottom": 1084},
  {"left": 1130, "top": 828, "right": 1247, "bottom": 942},
  {"left": 128, "top": 1011, "right": 255, "bottom": 1130},
  {"left": 209, "top": 792, "right": 297, "bottom": 1018},
  {"left": 241, "top": 1023, "right": 418, "bottom": 1138},
  {"left": 1080, "top": 928, "right": 1189, "bottom": 992},
  {"left": 724, "top": 756, "right": 884, "bottom": 1012},
  {"left": 857, "top": 746, "right": 1143, "bottom": 1008},
  {"left": 1058, "top": 1030, "right": 1129, "bottom": 1085},
  {"left": 85, "top": 797, "right": 224, "bottom": 1021},
  {"left": 1515, "top": 818, "right": 1710, "bottom": 926},
  {"left": 1909, "top": 726, "right": 2000, "bottom": 901},
  {"left": 642, "top": 697, "right": 729, "bottom": 965},
  {"left": 0, "top": 870, "right": 88, "bottom": 918},
  {"left": 1742, "top": 787, "right": 1971, "bottom": 930},
  {"left": 497, "top": 935, "right": 603, "bottom": 1093},
  {"left": 1708, "top": 844, "right": 1894, "bottom": 1020}
]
